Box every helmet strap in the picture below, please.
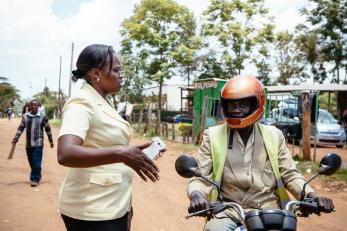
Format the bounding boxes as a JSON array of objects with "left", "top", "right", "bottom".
[{"left": 228, "top": 129, "right": 234, "bottom": 149}]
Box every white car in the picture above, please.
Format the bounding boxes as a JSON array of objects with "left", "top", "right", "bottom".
[
  {"left": 271, "top": 107, "right": 346, "bottom": 148},
  {"left": 311, "top": 109, "right": 346, "bottom": 148}
]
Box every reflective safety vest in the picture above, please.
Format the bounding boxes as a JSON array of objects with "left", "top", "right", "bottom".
[{"left": 208, "top": 123, "right": 290, "bottom": 209}]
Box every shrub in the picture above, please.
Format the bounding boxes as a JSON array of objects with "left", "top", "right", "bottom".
[{"left": 178, "top": 123, "right": 192, "bottom": 135}]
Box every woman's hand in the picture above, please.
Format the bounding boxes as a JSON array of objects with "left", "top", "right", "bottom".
[{"left": 120, "top": 142, "right": 160, "bottom": 182}]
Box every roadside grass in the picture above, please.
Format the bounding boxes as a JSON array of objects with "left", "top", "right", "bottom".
[
  {"left": 49, "top": 119, "right": 62, "bottom": 127},
  {"left": 294, "top": 156, "right": 347, "bottom": 183}
]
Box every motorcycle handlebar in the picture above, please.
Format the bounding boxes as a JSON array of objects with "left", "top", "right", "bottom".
[
  {"left": 186, "top": 201, "right": 245, "bottom": 219},
  {"left": 186, "top": 198, "right": 333, "bottom": 219}
]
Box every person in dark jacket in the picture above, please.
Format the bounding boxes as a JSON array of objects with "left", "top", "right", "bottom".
[{"left": 12, "top": 99, "right": 54, "bottom": 187}]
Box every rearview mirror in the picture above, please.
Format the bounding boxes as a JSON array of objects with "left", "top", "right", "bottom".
[
  {"left": 318, "top": 153, "right": 341, "bottom": 176},
  {"left": 175, "top": 154, "right": 201, "bottom": 178}
]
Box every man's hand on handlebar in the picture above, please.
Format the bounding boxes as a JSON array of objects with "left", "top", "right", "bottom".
[
  {"left": 307, "top": 192, "right": 335, "bottom": 213},
  {"left": 188, "top": 191, "right": 211, "bottom": 217}
]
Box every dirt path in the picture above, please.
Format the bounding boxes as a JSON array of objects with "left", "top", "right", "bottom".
[{"left": 0, "top": 118, "right": 346, "bottom": 231}]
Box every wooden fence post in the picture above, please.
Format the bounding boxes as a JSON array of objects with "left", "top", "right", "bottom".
[
  {"left": 137, "top": 106, "right": 143, "bottom": 132},
  {"left": 171, "top": 123, "right": 175, "bottom": 141},
  {"left": 301, "top": 91, "right": 311, "bottom": 160},
  {"left": 144, "top": 103, "right": 152, "bottom": 134},
  {"left": 195, "top": 96, "right": 208, "bottom": 145}
]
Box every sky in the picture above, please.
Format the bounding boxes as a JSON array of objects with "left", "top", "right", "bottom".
[{"left": 0, "top": 0, "right": 309, "bottom": 100}]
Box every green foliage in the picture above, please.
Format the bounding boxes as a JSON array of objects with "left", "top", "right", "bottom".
[
  {"left": 336, "top": 168, "right": 347, "bottom": 182},
  {"left": 318, "top": 92, "right": 338, "bottom": 117},
  {"left": 274, "top": 31, "right": 307, "bottom": 85},
  {"left": 118, "top": 51, "right": 149, "bottom": 104},
  {"left": 171, "top": 36, "right": 203, "bottom": 85},
  {"left": 49, "top": 119, "right": 62, "bottom": 127},
  {"left": 0, "top": 77, "right": 21, "bottom": 113},
  {"left": 178, "top": 122, "right": 192, "bottom": 135},
  {"left": 197, "top": 49, "right": 228, "bottom": 79},
  {"left": 295, "top": 159, "right": 347, "bottom": 183},
  {"left": 121, "top": 0, "right": 198, "bottom": 134},
  {"left": 300, "top": 0, "right": 347, "bottom": 83},
  {"left": 201, "top": 0, "right": 274, "bottom": 75},
  {"left": 34, "top": 88, "right": 63, "bottom": 119}
]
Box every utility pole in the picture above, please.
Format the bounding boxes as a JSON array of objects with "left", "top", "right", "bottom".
[
  {"left": 58, "top": 56, "right": 62, "bottom": 119},
  {"left": 68, "top": 42, "right": 74, "bottom": 97}
]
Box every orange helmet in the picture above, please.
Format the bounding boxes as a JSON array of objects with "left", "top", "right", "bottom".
[{"left": 220, "top": 76, "right": 265, "bottom": 129}]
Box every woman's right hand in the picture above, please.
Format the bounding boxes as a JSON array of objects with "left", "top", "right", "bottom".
[{"left": 120, "top": 142, "right": 160, "bottom": 182}]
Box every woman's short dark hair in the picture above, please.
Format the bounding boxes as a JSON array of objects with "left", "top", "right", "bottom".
[{"left": 72, "top": 44, "right": 114, "bottom": 82}]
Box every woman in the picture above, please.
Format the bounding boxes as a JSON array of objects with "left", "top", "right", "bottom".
[{"left": 57, "top": 44, "right": 161, "bottom": 231}]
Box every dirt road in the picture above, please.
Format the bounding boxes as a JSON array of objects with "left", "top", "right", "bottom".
[{"left": 0, "top": 118, "right": 346, "bottom": 231}]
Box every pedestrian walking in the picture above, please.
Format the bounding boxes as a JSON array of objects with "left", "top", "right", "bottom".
[
  {"left": 38, "top": 101, "right": 46, "bottom": 115},
  {"left": 22, "top": 101, "right": 30, "bottom": 117},
  {"left": 5, "top": 107, "right": 13, "bottom": 121},
  {"left": 12, "top": 99, "right": 54, "bottom": 187}
]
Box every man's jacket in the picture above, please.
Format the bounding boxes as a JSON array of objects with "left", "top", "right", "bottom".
[{"left": 187, "top": 122, "right": 314, "bottom": 210}]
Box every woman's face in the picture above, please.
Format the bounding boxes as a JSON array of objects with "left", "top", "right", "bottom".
[{"left": 99, "top": 54, "right": 123, "bottom": 94}]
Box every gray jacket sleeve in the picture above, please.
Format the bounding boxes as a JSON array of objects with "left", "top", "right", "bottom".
[
  {"left": 277, "top": 129, "right": 314, "bottom": 199},
  {"left": 187, "top": 129, "right": 214, "bottom": 197}
]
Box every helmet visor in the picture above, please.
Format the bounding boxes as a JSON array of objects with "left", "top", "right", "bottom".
[{"left": 221, "top": 96, "right": 258, "bottom": 119}]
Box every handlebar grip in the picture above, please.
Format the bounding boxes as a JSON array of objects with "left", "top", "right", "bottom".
[{"left": 299, "top": 201, "right": 320, "bottom": 216}]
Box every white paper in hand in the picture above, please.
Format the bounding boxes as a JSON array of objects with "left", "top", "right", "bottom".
[{"left": 143, "top": 137, "right": 166, "bottom": 159}]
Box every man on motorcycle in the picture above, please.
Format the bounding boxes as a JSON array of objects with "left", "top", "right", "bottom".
[{"left": 187, "top": 76, "right": 334, "bottom": 231}]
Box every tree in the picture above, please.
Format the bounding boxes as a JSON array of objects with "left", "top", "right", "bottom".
[
  {"left": 121, "top": 0, "right": 197, "bottom": 134},
  {"left": 301, "top": 0, "right": 347, "bottom": 83},
  {"left": 197, "top": 49, "right": 228, "bottom": 79},
  {"left": 0, "top": 77, "right": 20, "bottom": 114},
  {"left": 274, "top": 31, "right": 306, "bottom": 85},
  {"left": 119, "top": 47, "right": 149, "bottom": 104},
  {"left": 171, "top": 36, "right": 202, "bottom": 86},
  {"left": 34, "top": 87, "right": 63, "bottom": 119},
  {"left": 253, "top": 45, "right": 272, "bottom": 85},
  {"left": 201, "top": 0, "right": 274, "bottom": 75}
]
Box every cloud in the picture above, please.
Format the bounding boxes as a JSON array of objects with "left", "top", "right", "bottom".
[
  {"left": 0, "top": 0, "right": 307, "bottom": 99},
  {"left": 0, "top": 0, "right": 138, "bottom": 98}
]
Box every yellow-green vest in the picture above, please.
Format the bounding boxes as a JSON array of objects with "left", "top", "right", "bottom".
[{"left": 208, "top": 123, "right": 290, "bottom": 209}]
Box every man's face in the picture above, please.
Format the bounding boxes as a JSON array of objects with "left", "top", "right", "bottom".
[
  {"left": 226, "top": 99, "right": 251, "bottom": 118},
  {"left": 29, "top": 101, "right": 39, "bottom": 114}
]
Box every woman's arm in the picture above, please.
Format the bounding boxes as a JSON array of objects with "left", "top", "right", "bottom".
[{"left": 57, "top": 134, "right": 160, "bottom": 182}]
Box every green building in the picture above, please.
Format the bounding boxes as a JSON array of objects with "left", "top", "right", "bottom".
[{"left": 192, "top": 78, "right": 227, "bottom": 136}]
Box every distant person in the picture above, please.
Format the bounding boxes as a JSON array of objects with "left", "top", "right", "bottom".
[
  {"left": 12, "top": 99, "right": 54, "bottom": 187},
  {"left": 341, "top": 112, "right": 347, "bottom": 147},
  {"left": 57, "top": 44, "right": 163, "bottom": 231},
  {"left": 117, "top": 101, "right": 129, "bottom": 121},
  {"left": 22, "top": 101, "right": 30, "bottom": 117},
  {"left": 38, "top": 102, "right": 46, "bottom": 115},
  {"left": 5, "top": 107, "right": 13, "bottom": 121}
]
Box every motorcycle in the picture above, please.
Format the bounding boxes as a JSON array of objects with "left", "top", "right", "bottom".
[{"left": 175, "top": 152, "right": 342, "bottom": 231}]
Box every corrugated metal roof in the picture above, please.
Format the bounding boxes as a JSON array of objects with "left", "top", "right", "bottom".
[{"left": 265, "top": 84, "right": 347, "bottom": 92}]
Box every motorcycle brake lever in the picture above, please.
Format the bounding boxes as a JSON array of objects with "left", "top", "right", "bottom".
[{"left": 185, "top": 207, "right": 213, "bottom": 219}]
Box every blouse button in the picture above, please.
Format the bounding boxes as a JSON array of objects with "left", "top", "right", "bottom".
[{"left": 104, "top": 179, "right": 111, "bottom": 186}]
